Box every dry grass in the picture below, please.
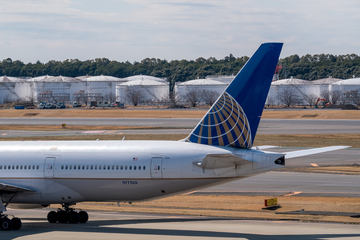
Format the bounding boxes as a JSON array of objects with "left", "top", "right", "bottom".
[
  {"left": 253, "top": 134, "right": 360, "bottom": 148},
  {"left": 283, "top": 165, "right": 360, "bottom": 175},
  {"left": 0, "top": 109, "right": 206, "bottom": 119},
  {"left": 0, "top": 134, "right": 188, "bottom": 141},
  {"left": 1, "top": 109, "right": 360, "bottom": 119},
  {"left": 0, "top": 125, "right": 165, "bottom": 131},
  {"left": 263, "top": 109, "right": 360, "bottom": 119},
  {"left": 52, "top": 195, "right": 360, "bottom": 224}
]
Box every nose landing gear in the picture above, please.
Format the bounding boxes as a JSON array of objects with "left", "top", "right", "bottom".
[{"left": 47, "top": 203, "right": 88, "bottom": 224}]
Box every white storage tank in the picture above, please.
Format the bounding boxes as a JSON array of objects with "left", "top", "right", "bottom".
[
  {"left": 29, "top": 75, "right": 77, "bottom": 103},
  {"left": 81, "top": 75, "right": 126, "bottom": 104},
  {"left": 116, "top": 79, "right": 169, "bottom": 105},
  {"left": 267, "top": 78, "right": 314, "bottom": 105},
  {"left": 175, "top": 79, "right": 227, "bottom": 104},
  {"left": 331, "top": 78, "right": 360, "bottom": 104},
  {"left": 122, "top": 75, "right": 167, "bottom": 83},
  {"left": 0, "top": 76, "right": 33, "bottom": 104}
]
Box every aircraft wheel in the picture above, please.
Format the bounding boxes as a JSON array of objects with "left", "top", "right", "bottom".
[
  {"left": 47, "top": 211, "right": 58, "bottom": 223},
  {"left": 57, "top": 210, "right": 68, "bottom": 224},
  {"left": 0, "top": 217, "right": 11, "bottom": 230},
  {"left": 69, "top": 211, "right": 79, "bottom": 224},
  {"left": 78, "top": 211, "right": 88, "bottom": 223},
  {"left": 11, "top": 217, "right": 21, "bottom": 230}
]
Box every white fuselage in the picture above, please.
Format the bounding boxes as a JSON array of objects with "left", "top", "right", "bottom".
[{"left": 0, "top": 140, "right": 281, "bottom": 205}]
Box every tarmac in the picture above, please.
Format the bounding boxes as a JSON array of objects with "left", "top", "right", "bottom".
[
  {"left": 3, "top": 209, "right": 360, "bottom": 240},
  {"left": 0, "top": 118, "right": 359, "bottom": 238},
  {"left": 1, "top": 118, "right": 360, "bottom": 137}
]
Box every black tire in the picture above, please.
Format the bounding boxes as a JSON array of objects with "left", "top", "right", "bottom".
[
  {"left": 0, "top": 217, "right": 11, "bottom": 230},
  {"left": 11, "top": 217, "right": 21, "bottom": 230},
  {"left": 78, "top": 211, "right": 88, "bottom": 223},
  {"left": 47, "top": 211, "right": 58, "bottom": 223},
  {"left": 57, "top": 210, "right": 68, "bottom": 224},
  {"left": 69, "top": 211, "right": 79, "bottom": 224}
]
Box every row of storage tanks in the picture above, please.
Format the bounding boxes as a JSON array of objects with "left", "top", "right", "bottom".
[{"left": 1, "top": 74, "right": 360, "bottom": 105}]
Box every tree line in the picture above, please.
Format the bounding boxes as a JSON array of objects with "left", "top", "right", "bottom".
[{"left": 1, "top": 53, "right": 360, "bottom": 83}]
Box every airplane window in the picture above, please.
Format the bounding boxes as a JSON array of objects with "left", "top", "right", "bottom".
[
  {"left": 112, "top": 165, "right": 115, "bottom": 170},
  {"left": 0, "top": 166, "right": 2, "bottom": 170},
  {"left": 120, "top": 166, "right": 123, "bottom": 170},
  {"left": 69, "top": 166, "right": 72, "bottom": 170},
  {"left": 65, "top": 165, "right": 68, "bottom": 170},
  {"left": 16, "top": 166, "right": 19, "bottom": 170},
  {"left": 37, "top": 165, "right": 39, "bottom": 170},
  {"left": 24, "top": 166, "right": 26, "bottom": 170},
  {"left": 12, "top": 166, "right": 15, "bottom": 170},
  {"left": 125, "top": 166, "right": 128, "bottom": 170},
  {"left": 78, "top": 165, "right": 81, "bottom": 170},
  {"left": 90, "top": 165, "right": 93, "bottom": 170},
  {"left": 86, "top": 165, "right": 89, "bottom": 170},
  {"left": 94, "top": 166, "right": 97, "bottom": 170},
  {"left": 61, "top": 165, "right": 64, "bottom": 170},
  {"left": 129, "top": 166, "right": 132, "bottom": 170},
  {"left": 134, "top": 166, "right": 137, "bottom": 170},
  {"left": 20, "top": 166, "right": 23, "bottom": 170}
]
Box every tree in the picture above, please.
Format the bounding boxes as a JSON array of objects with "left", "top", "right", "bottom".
[
  {"left": 303, "top": 93, "right": 318, "bottom": 106},
  {"left": 184, "top": 90, "right": 200, "bottom": 107},
  {"left": 278, "top": 87, "right": 299, "bottom": 107},
  {"left": 127, "top": 88, "right": 142, "bottom": 106},
  {"left": 201, "top": 90, "right": 219, "bottom": 106},
  {"left": 330, "top": 90, "right": 342, "bottom": 105},
  {"left": 344, "top": 90, "right": 360, "bottom": 106}
]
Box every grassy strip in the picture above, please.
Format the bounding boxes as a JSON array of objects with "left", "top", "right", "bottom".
[
  {"left": 281, "top": 165, "right": 360, "bottom": 175},
  {"left": 253, "top": 134, "right": 360, "bottom": 148},
  {"left": 58, "top": 195, "right": 360, "bottom": 224},
  {"left": 0, "top": 134, "right": 188, "bottom": 141},
  {"left": 0, "top": 125, "right": 179, "bottom": 131}
]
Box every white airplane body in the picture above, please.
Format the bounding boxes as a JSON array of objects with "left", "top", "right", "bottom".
[
  {"left": 0, "top": 43, "right": 349, "bottom": 230},
  {"left": 0, "top": 140, "right": 282, "bottom": 205}
]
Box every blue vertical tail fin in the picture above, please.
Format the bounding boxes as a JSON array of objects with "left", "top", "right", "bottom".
[{"left": 186, "top": 42, "right": 283, "bottom": 148}]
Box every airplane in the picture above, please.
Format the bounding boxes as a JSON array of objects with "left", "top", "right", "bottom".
[{"left": 0, "top": 42, "right": 349, "bottom": 231}]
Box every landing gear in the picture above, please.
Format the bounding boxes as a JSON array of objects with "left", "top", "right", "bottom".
[
  {"left": 47, "top": 204, "right": 88, "bottom": 224},
  {"left": 0, "top": 198, "right": 22, "bottom": 231}
]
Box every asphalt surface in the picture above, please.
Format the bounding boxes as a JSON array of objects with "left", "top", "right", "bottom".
[
  {"left": 200, "top": 171, "right": 360, "bottom": 197},
  {"left": 197, "top": 147, "right": 360, "bottom": 197},
  {"left": 3, "top": 209, "right": 360, "bottom": 240},
  {"left": 1, "top": 118, "right": 360, "bottom": 137}
]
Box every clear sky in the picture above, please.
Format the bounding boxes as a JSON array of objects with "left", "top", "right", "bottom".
[{"left": 1, "top": 0, "right": 359, "bottom": 62}]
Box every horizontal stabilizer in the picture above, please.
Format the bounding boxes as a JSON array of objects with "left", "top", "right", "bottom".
[
  {"left": 284, "top": 146, "right": 350, "bottom": 159},
  {"left": 193, "top": 154, "right": 251, "bottom": 169},
  {"left": 0, "top": 182, "right": 34, "bottom": 193},
  {"left": 252, "top": 145, "right": 278, "bottom": 150}
]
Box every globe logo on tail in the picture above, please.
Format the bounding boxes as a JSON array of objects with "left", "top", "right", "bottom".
[{"left": 187, "top": 92, "right": 252, "bottom": 148}]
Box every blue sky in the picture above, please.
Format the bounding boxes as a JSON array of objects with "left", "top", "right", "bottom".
[{"left": 0, "top": 0, "right": 359, "bottom": 62}]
